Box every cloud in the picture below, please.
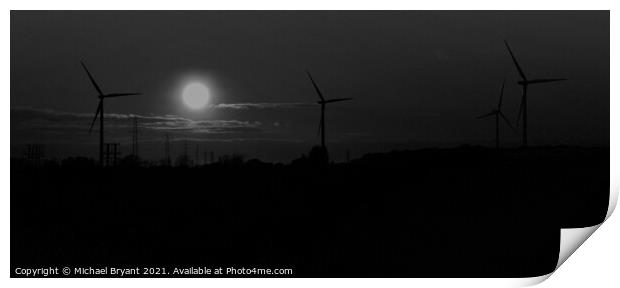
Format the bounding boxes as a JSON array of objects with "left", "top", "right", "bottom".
[
  {"left": 11, "top": 106, "right": 264, "bottom": 139},
  {"left": 10, "top": 101, "right": 314, "bottom": 141},
  {"left": 141, "top": 118, "right": 262, "bottom": 134},
  {"left": 211, "top": 102, "right": 314, "bottom": 110}
]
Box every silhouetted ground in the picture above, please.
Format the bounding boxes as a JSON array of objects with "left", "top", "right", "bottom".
[{"left": 11, "top": 146, "right": 609, "bottom": 277}]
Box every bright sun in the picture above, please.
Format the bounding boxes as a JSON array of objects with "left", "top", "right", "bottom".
[{"left": 182, "top": 82, "right": 210, "bottom": 109}]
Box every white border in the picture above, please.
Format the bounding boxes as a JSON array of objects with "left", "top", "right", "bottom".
[{"left": 2, "top": 1, "right": 617, "bottom": 288}]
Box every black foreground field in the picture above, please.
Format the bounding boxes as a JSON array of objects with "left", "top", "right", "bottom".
[{"left": 11, "top": 146, "right": 609, "bottom": 277}]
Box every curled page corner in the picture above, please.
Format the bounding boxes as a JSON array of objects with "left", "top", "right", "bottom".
[
  {"left": 513, "top": 274, "right": 553, "bottom": 287},
  {"left": 513, "top": 183, "right": 617, "bottom": 287},
  {"left": 555, "top": 183, "right": 618, "bottom": 268},
  {"left": 546, "top": 182, "right": 618, "bottom": 283},
  {"left": 556, "top": 225, "right": 601, "bottom": 269},
  {"left": 508, "top": 227, "right": 601, "bottom": 287}
]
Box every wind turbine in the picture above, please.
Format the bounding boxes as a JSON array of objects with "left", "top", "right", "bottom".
[
  {"left": 306, "top": 70, "right": 353, "bottom": 152},
  {"left": 81, "top": 61, "right": 141, "bottom": 165},
  {"left": 477, "top": 80, "right": 517, "bottom": 149},
  {"left": 504, "top": 41, "right": 566, "bottom": 146}
]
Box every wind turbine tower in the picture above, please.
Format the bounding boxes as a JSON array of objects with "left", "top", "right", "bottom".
[
  {"left": 306, "top": 70, "right": 353, "bottom": 153},
  {"left": 477, "top": 80, "right": 517, "bottom": 149},
  {"left": 503, "top": 41, "right": 566, "bottom": 146},
  {"left": 82, "top": 61, "right": 141, "bottom": 165}
]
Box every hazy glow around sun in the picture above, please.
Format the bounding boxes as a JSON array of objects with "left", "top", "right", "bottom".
[{"left": 182, "top": 82, "right": 210, "bottom": 110}]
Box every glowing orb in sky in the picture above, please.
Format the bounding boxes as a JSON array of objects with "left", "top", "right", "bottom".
[{"left": 182, "top": 82, "right": 210, "bottom": 110}]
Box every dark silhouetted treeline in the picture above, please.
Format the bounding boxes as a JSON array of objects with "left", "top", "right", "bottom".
[{"left": 11, "top": 146, "right": 608, "bottom": 277}]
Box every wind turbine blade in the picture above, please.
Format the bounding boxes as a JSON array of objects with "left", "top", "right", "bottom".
[
  {"left": 306, "top": 70, "right": 325, "bottom": 101},
  {"left": 476, "top": 111, "right": 496, "bottom": 119},
  {"left": 81, "top": 61, "right": 104, "bottom": 96},
  {"left": 525, "top": 78, "right": 567, "bottom": 85},
  {"left": 88, "top": 101, "right": 102, "bottom": 133},
  {"left": 104, "top": 93, "right": 142, "bottom": 98},
  {"left": 500, "top": 112, "right": 518, "bottom": 134},
  {"left": 324, "top": 98, "right": 353, "bottom": 104},
  {"left": 504, "top": 41, "right": 527, "bottom": 81},
  {"left": 498, "top": 79, "right": 505, "bottom": 109}
]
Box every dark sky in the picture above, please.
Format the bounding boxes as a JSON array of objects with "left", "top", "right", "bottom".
[{"left": 11, "top": 11, "right": 609, "bottom": 163}]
